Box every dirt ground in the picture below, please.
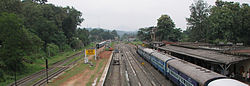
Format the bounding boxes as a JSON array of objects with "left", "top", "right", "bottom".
[
  {"left": 230, "top": 49, "right": 250, "bottom": 53},
  {"left": 129, "top": 43, "right": 137, "bottom": 48},
  {"left": 52, "top": 48, "right": 112, "bottom": 86},
  {"left": 99, "top": 51, "right": 112, "bottom": 59}
]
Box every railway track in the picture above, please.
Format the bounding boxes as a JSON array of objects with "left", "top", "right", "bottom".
[
  {"left": 127, "top": 45, "right": 173, "bottom": 86},
  {"left": 32, "top": 57, "right": 81, "bottom": 86},
  {"left": 122, "top": 45, "right": 154, "bottom": 86},
  {"left": 32, "top": 67, "right": 69, "bottom": 86},
  {"left": 9, "top": 51, "right": 83, "bottom": 86},
  {"left": 126, "top": 46, "right": 160, "bottom": 86},
  {"left": 105, "top": 44, "right": 173, "bottom": 86}
]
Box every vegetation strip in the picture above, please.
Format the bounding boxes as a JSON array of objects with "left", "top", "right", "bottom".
[{"left": 86, "top": 59, "right": 105, "bottom": 86}]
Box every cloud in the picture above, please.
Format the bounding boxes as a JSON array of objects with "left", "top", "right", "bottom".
[{"left": 48, "top": 0, "right": 250, "bottom": 31}]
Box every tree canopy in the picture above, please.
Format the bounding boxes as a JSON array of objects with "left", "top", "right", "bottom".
[
  {"left": 0, "top": 0, "right": 87, "bottom": 80},
  {"left": 89, "top": 28, "right": 119, "bottom": 42},
  {"left": 137, "top": 27, "right": 153, "bottom": 41},
  {"left": 138, "top": 15, "right": 182, "bottom": 42},
  {"left": 186, "top": 0, "right": 210, "bottom": 42},
  {"left": 0, "top": 13, "right": 43, "bottom": 72},
  {"left": 186, "top": 0, "right": 250, "bottom": 44}
]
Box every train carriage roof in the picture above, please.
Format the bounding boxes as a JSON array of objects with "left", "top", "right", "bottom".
[
  {"left": 167, "top": 58, "right": 226, "bottom": 86},
  {"left": 143, "top": 48, "right": 155, "bottom": 54},
  {"left": 207, "top": 78, "right": 248, "bottom": 86},
  {"left": 151, "top": 52, "right": 173, "bottom": 62},
  {"left": 99, "top": 41, "right": 106, "bottom": 44}
]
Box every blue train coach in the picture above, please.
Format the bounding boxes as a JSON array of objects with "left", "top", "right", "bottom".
[
  {"left": 137, "top": 46, "right": 145, "bottom": 57},
  {"left": 150, "top": 52, "right": 173, "bottom": 75},
  {"left": 166, "top": 58, "right": 246, "bottom": 86},
  {"left": 137, "top": 46, "right": 154, "bottom": 62},
  {"left": 96, "top": 41, "right": 106, "bottom": 49},
  {"left": 137, "top": 46, "right": 248, "bottom": 86}
]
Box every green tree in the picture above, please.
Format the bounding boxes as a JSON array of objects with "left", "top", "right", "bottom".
[
  {"left": 240, "top": 4, "right": 250, "bottom": 45},
  {"left": 21, "top": 0, "right": 43, "bottom": 30},
  {"left": 121, "top": 33, "right": 129, "bottom": 41},
  {"left": 137, "top": 27, "right": 153, "bottom": 41},
  {"left": 77, "top": 28, "right": 89, "bottom": 46},
  {"left": 32, "top": 17, "right": 58, "bottom": 54},
  {"left": 21, "top": 1, "right": 69, "bottom": 50},
  {"left": 186, "top": 0, "right": 210, "bottom": 42},
  {"left": 0, "top": 13, "right": 43, "bottom": 72},
  {"left": 111, "top": 30, "right": 119, "bottom": 39},
  {"left": 209, "top": 0, "right": 247, "bottom": 43},
  {"left": 169, "top": 28, "right": 182, "bottom": 42},
  {"left": 90, "top": 29, "right": 105, "bottom": 41},
  {"left": 62, "top": 7, "right": 83, "bottom": 45},
  {"left": 0, "top": 0, "right": 22, "bottom": 14},
  {"left": 156, "top": 15, "right": 176, "bottom": 41},
  {"left": 32, "top": 0, "right": 47, "bottom": 4}
]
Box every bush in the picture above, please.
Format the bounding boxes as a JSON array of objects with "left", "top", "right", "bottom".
[
  {"left": 70, "top": 39, "right": 83, "bottom": 49},
  {"left": 47, "top": 43, "right": 59, "bottom": 57},
  {"left": 60, "top": 44, "right": 71, "bottom": 52},
  {"left": 0, "top": 69, "right": 5, "bottom": 82},
  {"left": 213, "top": 39, "right": 226, "bottom": 45}
]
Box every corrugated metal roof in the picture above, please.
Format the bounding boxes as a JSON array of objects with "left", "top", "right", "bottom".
[
  {"left": 168, "top": 59, "right": 226, "bottom": 85},
  {"left": 158, "top": 45, "right": 249, "bottom": 64}
]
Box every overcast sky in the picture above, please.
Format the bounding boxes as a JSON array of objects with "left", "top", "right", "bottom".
[{"left": 48, "top": 0, "right": 250, "bottom": 31}]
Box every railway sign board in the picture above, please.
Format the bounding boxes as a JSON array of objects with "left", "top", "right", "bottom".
[
  {"left": 84, "top": 48, "right": 97, "bottom": 63},
  {"left": 86, "top": 49, "right": 95, "bottom": 55}
]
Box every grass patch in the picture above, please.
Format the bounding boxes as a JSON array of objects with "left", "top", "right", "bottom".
[
  {"left": 89, "top": 60, "right": 97, "bottom": 70},
  {"left": 49, "top": 58, "right": 107, "bottom": 86},
  {"left": 110, "top": 41, "right": 118, "bottom": 48},
  {"left": 131, "top": 41, "right": 143, "bottom": 45},
  {"left": 86, "top": 59, "right": 105, "bottom": 86},
  {"left": 63, "top": 55, "right": 83, "bottom": 66},
  {"left": 96, "top": 59, "right": 107, "bottom": 83},
  {"left": 48, "top": 60, "right": 88, "bottom": 86}
]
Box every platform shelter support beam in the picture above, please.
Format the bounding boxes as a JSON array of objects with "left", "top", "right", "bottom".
[{"left": 220, "top": 64, "right": 231, "bottom": 75}]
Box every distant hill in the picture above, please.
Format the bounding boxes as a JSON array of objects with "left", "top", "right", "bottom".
[
  {"left": 84, "top": 28, "right": 137, "bottom": 37},
  {"left": 116, "top": 30, "right": 137, "bottom": 37}
]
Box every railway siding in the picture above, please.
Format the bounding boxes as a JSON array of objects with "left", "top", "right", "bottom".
[{"left": 9, "top": 51, "right": 83, "bottom": 86}]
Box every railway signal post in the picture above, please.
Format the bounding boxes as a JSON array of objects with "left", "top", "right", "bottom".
[{"left": 46, "top": 59, "right": 48, "bottom": 84}]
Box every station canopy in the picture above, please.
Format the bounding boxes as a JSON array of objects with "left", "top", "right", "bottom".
[{"left": 158, "top": 45, "right": 249, "bottom": 64}]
